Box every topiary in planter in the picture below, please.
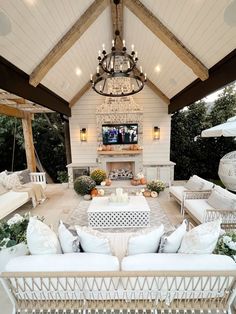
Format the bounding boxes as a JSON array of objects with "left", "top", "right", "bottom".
[
  {"left": 90, "top": 169, "right": 107, "bottom": 185},
  {"left": 146, "top": 180, "right": 165, "bottom": 194},
  {"left": 74, "top": 176, "right": 96, "bottom": 196}
]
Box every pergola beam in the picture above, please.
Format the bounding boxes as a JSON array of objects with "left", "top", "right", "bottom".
[
  {"left": 29, "top": 0, "right": 109, "bottom": 87},
  {"left": 0, "top": 103, "right": 27, "bottom": 119},
  {"left": 69, "top": 81, "right": 91, "bottom": 108},
  {"left": 22, "top": 115, "right": 36, "bottom": 172},
  {"left": 124, "top": 0, "right": 209, "bottom": 81}
]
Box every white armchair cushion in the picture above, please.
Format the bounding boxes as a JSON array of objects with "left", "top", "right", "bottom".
[
  {"left": 75, "top": 226, "right": 111, "bottom": 255},
  {"left": 207, "top": 189, "right": 236, "bottom": 210},
  {"left": 185, "top": 175, "right": 205, "bottom": 190},
  {"left": 178, "top": 219, "right": 221, "bottom": 254},
  {"left": 159, "top": 219, "right": 188, "bottom": 253},
  {"left": 127, "top": 225, "right": 164, "bottom": 255},
  {"left": 169, "top": 185, "right": 186, "bottom": 202},
  {"left": 27, "top": 217, "right": 61, "bottom": 255},
  {"left": 184, "top": 199, "right": 214, "bottom": 223}
]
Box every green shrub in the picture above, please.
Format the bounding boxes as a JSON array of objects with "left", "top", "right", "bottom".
[
  {"left": 57, "top": 170, "right": 68, "bottom": 183},
  {"left": 90, "top": 169, "right": 106, "bottom": 185},
  {"left": 74, "top": 175, "right": 96, "bottom": 195},
  {"left": 146, "top": 180, "right": 165, "bottom": 194}
]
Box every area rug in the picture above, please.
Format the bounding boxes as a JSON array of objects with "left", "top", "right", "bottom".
[{"left": 66, "top": 197, "right": 174, "bottom": 232}]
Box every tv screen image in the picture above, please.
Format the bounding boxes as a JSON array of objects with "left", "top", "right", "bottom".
[{"left": 102, "top": 124, "right": 138, "bottom": 145}]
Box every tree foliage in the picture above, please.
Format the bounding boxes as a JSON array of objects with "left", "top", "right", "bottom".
[{"left": 171, "top": 83, "right": 236, "bottom": 180}]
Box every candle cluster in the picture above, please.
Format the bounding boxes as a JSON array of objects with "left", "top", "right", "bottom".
[{"left": 109, "top": 188, "right": 129, "bottom": 204}]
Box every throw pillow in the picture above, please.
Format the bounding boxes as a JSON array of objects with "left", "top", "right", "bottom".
[
  {"left": 127, "top": 225, "right": 164, "bottom": 255},
  {"left": 185, "top": 175, "right": 205, "bottom": 191},
  {"left": 0, "top": 171, "right": 8, "bottom": 185},
  {"left": 207, "top": 189, "right": 236, "bottom": 211},
  {"left": 178, "top": 219, "right": 222, "bottom": 254},
  {"left": 3, "top": 173, "right": 22, "bottom": 189},
  {"left": 18, "top": 169, "right": 31, "bottom": 184},
  {"left": 27, "top": 217, "right": 61, "bottom": 255},
  {"left": 159, "top": 219, "right": 188, "bottom": 253},
  {"left": 0, "top": 183, "right": 7, "bottom": 195},
  {"left": 75, "top": 226, "right": 111, "bottom": 255},
  {"left": 58, "top": 221, "right": 80, "bottom": 253}
]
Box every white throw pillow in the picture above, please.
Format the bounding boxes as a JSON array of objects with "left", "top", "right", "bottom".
[
  {"left": 58, "top": 221, "right": 80, "bottom": 253},
  {"left": 0, "top": 171, "right": 7, "bottom": 185},
  {"left": 75, "top": 226, "right": 111, "bottom": 255},
  {"left": 27, "top": 217, "right": 61, "bottom": 255},
  {"left": 159, "top": 219, "right": 188, "bottom": 253},
  {"left": 178, "top": 219, "right": 222, "bottom": 254},
  {"left": 185, "top": 175, "right": 205, "bottom": 191},
  {"left": 0, "top": 183, "right": 7, "bottom": 195},
  {"left": 207, "top": 189, "right": 236, "bottom": 210},
  {"left": 3, "top": 173, "right": 22, "bottom": 189},
  {"left": 127, "top": 225, "right": 164, "bottom": 255}
]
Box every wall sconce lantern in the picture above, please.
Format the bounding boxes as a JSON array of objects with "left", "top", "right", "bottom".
[
  {"left": 153, "top": 126, "right": 160, "bottom": 140},
  {"left": 80, "top": 128, "right": 87, "bottom": 142}
]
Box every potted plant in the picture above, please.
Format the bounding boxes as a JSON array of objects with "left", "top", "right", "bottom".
[
  {"left": 57, "top": 170, "right": 69, "bottom": 188},
  {"left": 146, "top": 180, "right": 165, "bottom": 195},
  {"left": 0, "top": 213, "right": 30, "bottom": 271},
  {"left": 214, "top": 231, "right": 236, "bottom": 261}
]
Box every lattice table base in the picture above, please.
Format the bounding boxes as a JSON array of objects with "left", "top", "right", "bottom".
[{"left": 88, "top": 211, "right": 150, "bottom": 228}]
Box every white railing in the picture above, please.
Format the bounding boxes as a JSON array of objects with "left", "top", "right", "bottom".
[
  {"left": 1, "top": 270, "right": 236, "bottom": 314},
  {"left": 30, "top": 172, "right": 46, "bottom": 189}
]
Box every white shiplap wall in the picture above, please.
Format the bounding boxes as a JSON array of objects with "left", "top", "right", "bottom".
[{"left": 70, "top": 86, "right": 170, "bottom": 165}]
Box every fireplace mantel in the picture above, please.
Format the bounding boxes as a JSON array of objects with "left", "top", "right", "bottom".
[{"left": 97, "top": 150, "right": 142, "bottom": 156}]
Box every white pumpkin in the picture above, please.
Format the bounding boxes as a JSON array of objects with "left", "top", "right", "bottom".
[
  {"left": 98, "top": 189, "right": 105, "bottom": 196},
  {"left": 100, "top": 181, "right": 106, "bottom": 186},
  {"left": 151, "top": 191, "right": 158, "bottom": 198},
  {"left": 136, "top": 172, "right": 144, "bottom": 179}
]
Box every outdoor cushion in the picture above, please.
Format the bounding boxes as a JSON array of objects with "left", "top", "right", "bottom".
[
  {"left": 0, "top": 183, "right": 7, "bottom": 195},
  {"left": 184, "top": 199, "right": 214, "bottom": 223},
  {"left": 169, "top": 185, "right": 186, "bottom": 202},
  {"left": 185, "top": 175, "right": 214, "bottom": 191},
  {"left": 207, "top": 189, "right": 236, "bottom": 210},
  {"left": 58, "top": 220, "right": 80, "bottom": 253},
  {"left": 178, "top": 219, "right": 221, "bottom": 254},
  {"left": 0, "top": 191, "right": 29, "bottom": 220},
  {"left": 121, "top": 253, "right": 236, "bottom": 271},
  {"left": 6, "top": 253, "right": 120, "bottom": 272}
]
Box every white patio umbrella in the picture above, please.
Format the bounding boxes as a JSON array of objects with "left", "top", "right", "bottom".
[{"left": 201, "top": 116, "right": 236, "bottom": 137}]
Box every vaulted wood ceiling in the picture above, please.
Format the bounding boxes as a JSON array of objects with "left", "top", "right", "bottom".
[{"left": 0, "top": 0, "right": 236, "bottom": 115}]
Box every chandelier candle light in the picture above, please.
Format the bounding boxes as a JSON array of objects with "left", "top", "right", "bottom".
[{"left": 90, "top": 0, "right": 146, "bottom": 97}]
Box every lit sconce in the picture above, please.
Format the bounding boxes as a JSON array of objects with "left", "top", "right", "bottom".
[
  {"left": 153, "top": 126, "right": 160, "bottom": 140},
  {"left": 80, "top": 128, "right": 87, "bottom": 142}
]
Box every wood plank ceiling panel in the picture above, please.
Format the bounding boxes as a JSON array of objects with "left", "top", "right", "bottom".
[
  {"left": 141, "top": 0, "right": 236, "bottom": 68},
  {"left": 41, "top": 7, "right": 112, "bottom": 101},
  {"left": 0, "top": 0, "right": 94, "bottom": 74},
  {"left": 124, "top": 8, "right": 197, "bottom": 99}
]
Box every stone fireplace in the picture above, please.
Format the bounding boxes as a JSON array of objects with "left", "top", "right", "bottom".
[{"left": 107, "top": 161, "right": 134, "bottom": 180}]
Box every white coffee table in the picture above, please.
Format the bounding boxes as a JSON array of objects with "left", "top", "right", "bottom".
[{"left": 87, "top": 195, "right": 150, "bottom": 228}]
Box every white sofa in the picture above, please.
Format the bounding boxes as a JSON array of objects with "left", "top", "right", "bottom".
[
  {"left": 0, "top": 172, "right": 46, "bottom": 220},
  {"left": 183, "top": 186, "right": 236, "bottom": 228},
  {"left": 169, "top": 175, "right": 214, "bottom": 213},
  {"left": 2, "top": 252, "right": 236, "bottom": 313}
]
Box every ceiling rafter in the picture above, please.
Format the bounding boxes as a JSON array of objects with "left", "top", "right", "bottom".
[
  {"left": 111, "top": 0, "right": 124, "bottom": 49},
  {"left": 29, "top": 0, "right": 110, "bottom": 87},
  {"left": 124, "top": 0, "right": 209, "bottom": 81}
]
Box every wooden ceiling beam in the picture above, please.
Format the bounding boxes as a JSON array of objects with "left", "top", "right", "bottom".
[
  {"left": 69, "top": 81, "right": 91, "bottom": 108},
  {"left": 169, "top": 49, "right": 236, "bottom": 113},
  {"left": 29, "top": 0, "right": 109, "bottom": 87},
  {"left": 124, "top": 0, "right": 209, "bottom": 81},
  {"left": 111, "top": 0, "right": 124, "bottom": 49},
  {"left": 0, "top": 56, "right": 70, "bottom": 116},
  {"left": 0, "top": 104, "right": 30, "bottom": 119}
]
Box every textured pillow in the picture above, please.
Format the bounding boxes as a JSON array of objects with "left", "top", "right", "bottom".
[
  {"left": 185, "top": 175, "right": 205, "bottom": 191},
  {"left": 207, "top": 189, "right": 236, "bottom": 210},
  {"left": 27, "top": 217, "right": 61, "bottom": 255},
  {"left": 159, "top": 219, "right": 188, "bottom": 253},
  {"left": 18, "top": 169, "right": 31, "bottom": 184},
  {"left": 75, "top": 226, "right": 111, "bottom": 255},
  {"left": 58, "top": 221, "right": 80, "bottom": 253},
  {"left": 0, "top": 183, "right": 7, "bottom": 195},
  {"left": 0, "top": 171, "right": 8, "bottom": 185},
  {"left": 3, "top": 173, "right": 22, "bottom": 189},
  {"left": 127, "top": 225, "right": 164, "bottom": 255},
  {"left": 178, "top": 219, "right": 222, "bottom": 254}
]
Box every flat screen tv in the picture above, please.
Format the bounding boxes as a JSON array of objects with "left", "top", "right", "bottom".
[{"left": 102, "top": 124, "right": 138, "bottom": 145}]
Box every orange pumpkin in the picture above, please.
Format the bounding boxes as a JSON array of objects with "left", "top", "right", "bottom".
[
  {"left": 140, "top": 178, "right": 147, "bottom": 185},
  {"left": 131, "top": 179, "right": 139, "bottom": 186},
  {"left": 91, "top": 188, "right": 98, "bottom": 197},
  {"left": 143, "top": 190, "right": 151, "bottom": 197}
]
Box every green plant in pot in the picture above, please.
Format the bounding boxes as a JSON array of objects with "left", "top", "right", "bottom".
[
  {"left": 74, "top": 175, "right": 96, "bottom": 195},
  {"left": 90, "top": 169, "right": 107, "bottom": 185},
  {"left": 146, "top": 180, "right": 165, "bottom": 194}
]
